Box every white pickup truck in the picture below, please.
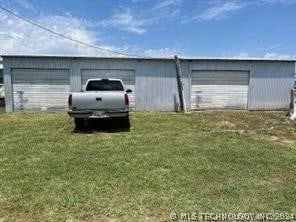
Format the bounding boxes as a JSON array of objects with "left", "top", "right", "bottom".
[
  {"left": 0, "top": 84, "right": 4, "bottom": 99},
  {"left": 68, "top": 78, "right": 132, "bottom": 129}
]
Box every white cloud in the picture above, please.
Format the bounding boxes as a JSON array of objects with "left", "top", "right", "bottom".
[
  {"left": 232, "top": 52, "right": 250, "bottom": 58},
  {"left": 16, "top": 0, "right": 36, "bottom": 11},
  {"left": 99, "top": 1, "right": 182, "bottom": 34},
  {"left": 131, "top": 0, "right": 150, "bottom": 2},
  {"left": 213, "top": 52, "right": 296, "bottom": 60},
  {"left": 182, "top": 1, "right": 245, "bottom": 23},
  {"left": 199, "top": 1, "right": 245, "bottom": 21},
  {"left": 260, "top": 0, "right": 296, "bottom": 4},
  {"left": 263, "top": 52, "right": 296, "bottom": 59},
  {"left": 0, "top": 12, "right": 129, "bottom": 56},
  {"left": 144, "top": 47, "right": 182, "bottom": 57},
  {"left": 99, "top": 8, "right": 146, "bottom": 34},
  {"left": 181, "top": 0, "right": 296, "bottom": 23},
  {"left": 0, "top": 10, "right": 181, "bottom": 58},
  {"left": 149, "top": 0, "right": 181, "bottom": 22},
  {"left": 153, "top": 0, "right": 182, "bottom": 10}
]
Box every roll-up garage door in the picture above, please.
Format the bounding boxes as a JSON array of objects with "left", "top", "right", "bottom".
[
  {"left": 12, "top": 69, "right": 70, "bottom": 111},
  {"left": 191, "top": 70, "right": 249, "bottom": 110},
  {"left": 81, "top": 69, "right": 136, "bottom": 109}
]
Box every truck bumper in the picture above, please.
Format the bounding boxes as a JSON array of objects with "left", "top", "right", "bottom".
[{"left": 68, "top": 110, "right": 129, "bottom": 119}]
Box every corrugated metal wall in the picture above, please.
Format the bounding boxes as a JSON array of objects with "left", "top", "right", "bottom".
[
  {"left": 135, "top": 60, "right": 190, "bottom": 111},
  {"left": 248, "top": 62, "right": 295, "bottom": 110},
  {"left": 2, "top": 56, "right": 295, "bottom": 112},
  {"left": 0, "top": 69, "right": 3, "bottom": 84},
  {"left": 189, "top": 60, "right": 295, "bottom": 110}
]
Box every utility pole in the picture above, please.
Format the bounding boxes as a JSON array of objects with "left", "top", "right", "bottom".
[{"left": 174, "top": 55, "right": 187, "bottom": 113}]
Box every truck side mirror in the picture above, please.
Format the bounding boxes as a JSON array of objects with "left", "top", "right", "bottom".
[{"left": 126, "top": 89, "right": 132, "bottom": 93}]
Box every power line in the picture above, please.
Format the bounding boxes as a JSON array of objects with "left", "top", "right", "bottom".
[
  {"left": 0, "top": 5, "right": 146, "bottom": 58},
  {"left": 0, "top": 47, "right": 10, "bottom": 54}
]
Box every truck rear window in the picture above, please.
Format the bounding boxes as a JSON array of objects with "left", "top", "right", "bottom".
[{"left": 86, "top": 80, "right": 124, "bottom": 91}]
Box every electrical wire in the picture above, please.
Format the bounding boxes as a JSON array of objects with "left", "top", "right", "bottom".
[
  {"left": 0, "top": 46, "right": 10, "bottom": 54},
  {"left": 0, "top": 5, "right": 147, "bottom": 58}
]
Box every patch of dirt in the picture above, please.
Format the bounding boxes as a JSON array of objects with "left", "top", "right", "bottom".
[
  {"left": 267, "top": 136, "right": 295, "bottom": 145},
  {"left": 153, "top": 167, "right": 171, "bottom": 174},
  {"left": 216, "top": 121, "right": 236, "bottom": 128},
  {"left": 97, "top": 218, "right": 119, "bottom": 222},
  {"left": 268, "top": 177, "right": 284, "bottom": 191},
  {"left": 280, "top": 139, "right": 295, "bottom": 144},
  {"left": 136, "top": 152, "right": 152, "bottom": 157},
  {"left": 269, "top": 136, "right": 280, "bottom": 142}
]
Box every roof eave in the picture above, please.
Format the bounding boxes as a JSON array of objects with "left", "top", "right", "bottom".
[{"left": 1, "top": 54, "right": 296, "bottom": 62}]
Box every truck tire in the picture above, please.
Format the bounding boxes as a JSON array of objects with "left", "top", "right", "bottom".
[
  {"left": 121, "top": 117, "right": 130, "bottom": 129},
  {"left": 74, "top": 118, "right": 85, "bottom": 130}
]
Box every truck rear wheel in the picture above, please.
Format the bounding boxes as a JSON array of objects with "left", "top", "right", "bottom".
[
  {"left": 121, "top": 117, "right": 130, "bottom": 129},
  {"left": 74, "top": 118, "right": 85, "bottom": 130}
]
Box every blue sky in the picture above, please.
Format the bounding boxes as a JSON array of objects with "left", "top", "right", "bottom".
[{"left": 0, "top": 0, "right": 296, "bottom": 58}]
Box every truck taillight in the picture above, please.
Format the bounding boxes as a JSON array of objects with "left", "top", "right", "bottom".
[
  {"left": 68, "top": 94, "right": 72, "bottom": 108},
  {"left": 124, "top": 94, "right": 129, "bottom": 106}
]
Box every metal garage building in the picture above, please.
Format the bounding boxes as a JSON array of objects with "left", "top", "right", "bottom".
[
  {"left": 2, "top": 55, "right": 296, "bottom": 112},
  {"left": 0, "top": 57, "right": 3, "bottom": 84}
]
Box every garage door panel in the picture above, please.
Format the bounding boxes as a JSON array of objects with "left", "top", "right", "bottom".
[
  {"left": 12, "top": 69, "right": 70, "bottom": 111},
  {"left": 191, "top": 70, "right": 249, "bottom": 85},
  {"left": 191, "top": 71, "right": 249, "bottom": 110},
  {"left": 13, "top": 84, "right": 69, "bottom": 91},
  {"left": 81, "top": 69, "right": 136, "bottom": 110},
  {"left": 191, "top": 87, "right": 248, "bottom": 109},
  {"left": 13, "top": 69, "right": 69, "bottom": 84},
  {"left": 13, "top": 103, "right": 67, "bottom": 110}
]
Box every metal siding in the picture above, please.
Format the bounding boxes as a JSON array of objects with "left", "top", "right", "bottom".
[
  {"left": 3, "top": 57, "right": 295, "bottom": 111},
  {"left": 76, "top": 58, "right": 189, "bottom": 111},
  {"left": 81, "top": 69, "right": 135, "bottom": 85},
  {"left": 3, "top": 59, "right": 13, "bottom": 112},
  {"left": 0, "top": 69, "right": 3, "bottom": 83},
  {"left": 3, "top": 57, "right": 190, "bottom": 112},
  {"left": 8, "top": 57, "right": 72, "bottom": 69},
  {"left": 136, "top": 60, "right": 189, "bottom": 111},
  {"left": 191, "top": 70, "right": 249, "bottom": 109},
  {"left": 78, "top": 58, "right": 138, "bottom": 70},
  {"left": 81, "top": 69, "right": 136, "bottom": 109},
  {"left": 70, "top": 59, "right": 81, "bottom": 92},
  {"left": 189, "top": 60, "right": 295, "bottom": 110},
  {"left": 248, "top": 62, "right": 295, "bottom": 110},
  {"left": 12, "top": 68, "right": 70, "bottom": 111}
]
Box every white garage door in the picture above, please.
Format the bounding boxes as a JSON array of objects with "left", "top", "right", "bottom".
[
  {"left": 191, "top": 70, "right": 249, "bottom": 110},
  {"left": 81, "top": 69, "right": 136, "bottom": 109},
  {"left": 12, "top": 69, "right": 70, "bottom": 111}
]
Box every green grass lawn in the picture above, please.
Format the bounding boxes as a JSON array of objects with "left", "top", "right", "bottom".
[
  {"left": 0, "top": 111, "right": 295, "bottom": 221},
  {"left": 0, "top": 106, "right": 5, "bottom": 114}
]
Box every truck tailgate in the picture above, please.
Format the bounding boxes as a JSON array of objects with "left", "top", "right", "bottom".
[{"left": 72, "top": 91, "right": 126, "bottom": 110}]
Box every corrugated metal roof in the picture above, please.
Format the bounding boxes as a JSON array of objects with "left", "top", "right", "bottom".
[{"left": 1, "top": 54, "right": 296, "bottom": 62}]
